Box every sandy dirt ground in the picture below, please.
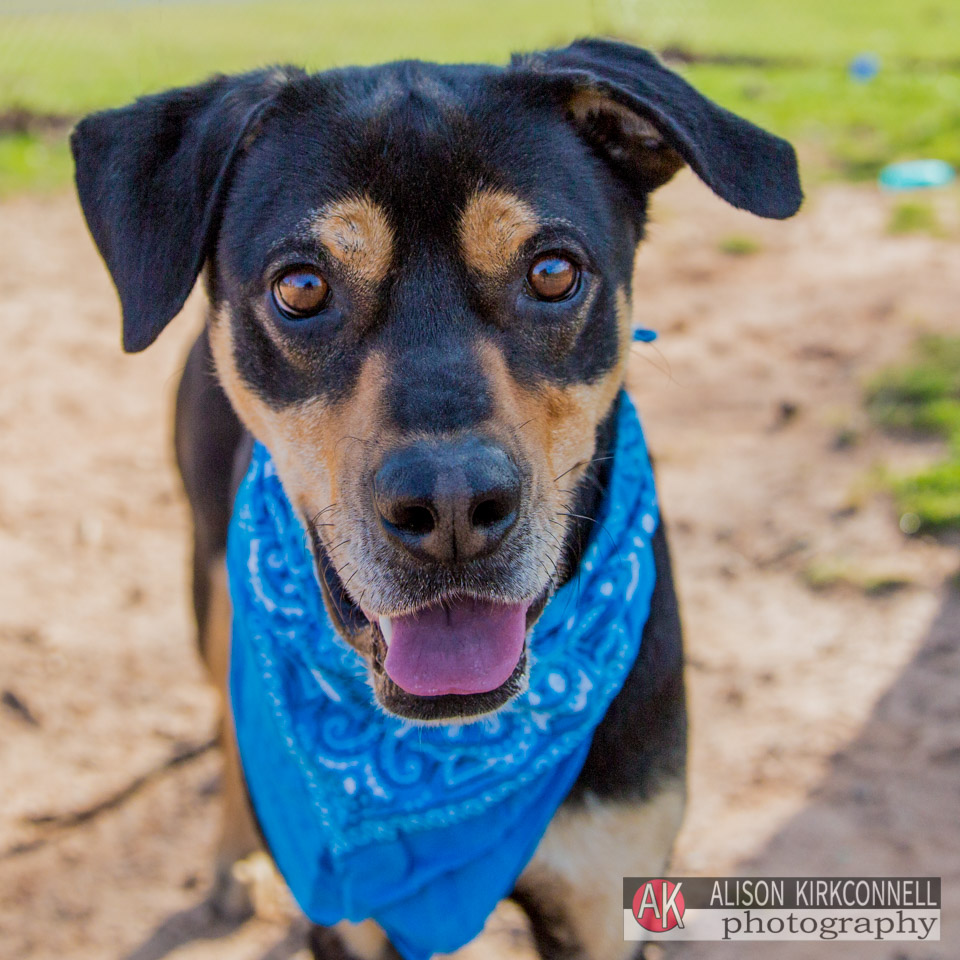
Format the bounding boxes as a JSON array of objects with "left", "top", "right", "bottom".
[{"left": 0, "top": 173, "right": 958, "bottom": 960}]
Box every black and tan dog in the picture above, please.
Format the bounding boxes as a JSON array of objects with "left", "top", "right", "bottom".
[{"left": 72, "top": 39, "right": 800, "bottom": 960}]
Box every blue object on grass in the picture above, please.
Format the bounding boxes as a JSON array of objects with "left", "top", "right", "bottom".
[
  {"left": 849, "top": 53, "right": 880, "bottom": 82},
  {"left": 879, "top": 160, "right": 956, "bottom": 191},
  {"left": 227, "top": 391, "right": 661, "bottom": 960}
]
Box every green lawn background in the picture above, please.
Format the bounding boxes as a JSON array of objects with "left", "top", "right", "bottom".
[{"left": 0, "top": 0, "right": 958, "bottom": 194}]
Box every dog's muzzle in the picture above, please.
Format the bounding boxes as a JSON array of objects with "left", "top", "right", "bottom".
[{"left": 369, "top": 436, "right": 528, "bottom": 697}]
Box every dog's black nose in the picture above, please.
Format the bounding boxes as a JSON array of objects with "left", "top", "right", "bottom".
[{"left": 374, "top": 438, "right": 521, "bottom": 563}]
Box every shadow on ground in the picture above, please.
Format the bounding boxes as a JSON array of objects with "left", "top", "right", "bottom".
[
  {"left": 121, "top": 898, "right": 308, "bottom": 960},
  {"left": 673, "top": 581, "right": 960, "bottom": 959}
]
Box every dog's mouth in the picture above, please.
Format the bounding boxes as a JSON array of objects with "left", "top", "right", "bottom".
[
  {"left": 309, "top": 529, "right": 549, "bottom": 722},
  {"left": 372, "top": 599, "right": 531, "bottom": 696}
]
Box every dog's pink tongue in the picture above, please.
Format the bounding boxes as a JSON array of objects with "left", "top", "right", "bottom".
[{"left": 383, "top": 599, "right": 528, "bottom": 697}]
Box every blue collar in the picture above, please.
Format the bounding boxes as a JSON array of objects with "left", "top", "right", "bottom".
[{"left": 227, "top": 390, "right": 659, "bottom": 959}]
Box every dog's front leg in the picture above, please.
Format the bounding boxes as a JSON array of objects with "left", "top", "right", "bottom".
[
  {"left": 201, "top": 554, "right": 262, "bottom": 919},
  {"left": 513, "top": 781, "right": 685, "bottom": 960}
]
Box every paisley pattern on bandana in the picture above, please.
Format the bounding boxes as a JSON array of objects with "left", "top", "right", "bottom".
[{"left": 227, "top": 390, "right": 659, "bottom": 959}]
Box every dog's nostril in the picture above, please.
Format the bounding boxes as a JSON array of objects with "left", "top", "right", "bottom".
[
  {"left": 391, "top": 503, "right": 436, "bottom": 536},
  {"left": 471, "top": 496, "right": 512, "bottom": 529}
]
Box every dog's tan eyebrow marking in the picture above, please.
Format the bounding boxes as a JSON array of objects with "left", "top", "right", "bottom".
[
  {"left": 458, "top": 187, "right": 540, "bottom": 279},
  {"left": 311, "top": 195, "right": 394, "bottom": 289}
]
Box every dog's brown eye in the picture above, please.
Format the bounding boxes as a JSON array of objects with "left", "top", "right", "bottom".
[
  {"left": 273, "top": 269, "right": 330, "bottom": 318},
  {"left": 527, "top": 255, "right": 579, "bottom": 301}
]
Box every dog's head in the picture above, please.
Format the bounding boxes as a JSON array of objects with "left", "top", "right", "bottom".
[{"left": 73, "top": 40, "right": 800, "bottom": 723}]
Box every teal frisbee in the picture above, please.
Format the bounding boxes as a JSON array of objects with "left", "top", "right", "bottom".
[{"left": 879, "top": 160, "right": 956, "bottom": 191}]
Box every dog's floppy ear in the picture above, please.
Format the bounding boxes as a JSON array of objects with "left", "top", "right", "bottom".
[
  {"left": 515, "top": 38, "right": 802, "bottom": 219},
  {"left": 71, "top": 68, "right": 299, "bottom": 352}
]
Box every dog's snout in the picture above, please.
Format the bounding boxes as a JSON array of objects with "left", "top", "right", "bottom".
[{"left": 374, "top": 438, "right": 521, "bottom": 563}]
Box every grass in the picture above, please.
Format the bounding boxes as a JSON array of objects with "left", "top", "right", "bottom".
[
  {"left": 0, "top": 0, "right": 959, "bottom": 194},
  {"left": 717, "top": 234, "right": 762, "bottom": 256},
  {"left": 592, "top": 0, "right": 960, "bottom": 64},
  {"left": 677, "top": 63, "right": 960, "bottom": 181},
  {"left": 801, "top": 556, "right": 912, "bottom": 595},
  {"left": 866, "top": 335, "right": 960, "bottom": 533},
  {"left": 891, "top": 462, "right": 960, "bottom": 532},
  {"left": 887, "top": 199, "right": 942, "bottom": 235},
  {"left": 0, "top": 0, "right": 597, "bottom": 116},
  {"left": 0, "top": 132, "right": 72, "bottom": 195}
]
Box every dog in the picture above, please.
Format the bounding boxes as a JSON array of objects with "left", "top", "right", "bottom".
[{"left": 72, "top": 38, "right": 801, "bottom": 960}]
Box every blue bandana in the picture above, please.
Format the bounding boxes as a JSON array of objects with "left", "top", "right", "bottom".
[{"left": 227, "top": 390, "right": 659, "bottom": 959}]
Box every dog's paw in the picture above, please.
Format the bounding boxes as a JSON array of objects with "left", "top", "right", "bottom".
[
  {"left": 230, "top": 851, "right": 299, "bottom": 923},
  {"left": 206, "top": 856, "right": 255, "bottom": 923}
]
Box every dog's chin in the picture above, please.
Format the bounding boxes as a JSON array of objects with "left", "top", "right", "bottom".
[{"left": 310, "top": 535, "right": 549, "bottom": 723}]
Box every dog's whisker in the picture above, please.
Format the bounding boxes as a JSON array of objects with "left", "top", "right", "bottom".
[
  {"left": 552, "top": 455, "right": 614, "bottom": 484},
  {"left": 333, "top": 433, "right": 375, "bottom": 453},
  {"left": 310, "top": 502, "right": 340, "bottom": 526},
  {"left": 542, "top": 526, "right": 567, "bottom": 555},
  {"left": 555, "top": 477, "right": 603, "bottom": 499},
  {"left": 630, "top": 341, "right": 678, "bottom": 384},
  {"left": 556, "top": 511, "right": 622, "bottom": 564}
]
